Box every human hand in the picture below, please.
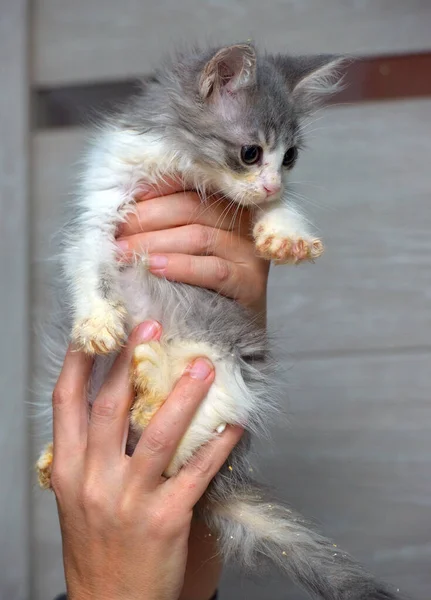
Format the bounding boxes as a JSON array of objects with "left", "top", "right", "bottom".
[
  {"left": 115, "top": 181, "right": 268, "bottom": 598},
  {"left": 51, "top": 321, "right": 243, "bottom": 600},
  {"left": 116, "top": 181, "right": 269, "bottom": 315}
]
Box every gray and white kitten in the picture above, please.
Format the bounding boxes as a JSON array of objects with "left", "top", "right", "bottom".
[{"left": 37, "top": 44, "right": 401, "bottom": 599}]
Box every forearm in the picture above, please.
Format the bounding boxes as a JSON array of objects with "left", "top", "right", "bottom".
[{"left": 179, "top": 519, "right": 222, "bottom": 600}]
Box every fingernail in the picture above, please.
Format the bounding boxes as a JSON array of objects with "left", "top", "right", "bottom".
[
  {"left": 149, "top": 255, "right": 168, "bottom": 271},
  {"left": 116, "top": 239, "right": 129, "bottom": 252},
  {"left": 188, "top": 358, "right": 214, "bottom": 380},
  {"left": 216, "top": 423, "right": 227, "bottom": 434},
  {"left": 136, "top": 320, "right": 161, "bottom": 342}
]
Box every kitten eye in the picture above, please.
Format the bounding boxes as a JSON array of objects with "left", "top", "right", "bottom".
[
  {"left": 282, "top": 147, "right": 298, "bottom": 169},
  {"left": 241, "top": 145, "right": 262, "bottom": 165}
]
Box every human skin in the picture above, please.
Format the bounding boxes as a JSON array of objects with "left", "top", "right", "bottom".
[
  {"left": 52, "top": 322, "right": 244, "bottom": 600},
  {"left": 116, "top": 180, "right": 269, "bottom": 316},
  {"left": 115, "top": 183, "right": 269, "bottom": 599},
  {"left": 54, "top": 183, "right": 269, "bottom": 600}
]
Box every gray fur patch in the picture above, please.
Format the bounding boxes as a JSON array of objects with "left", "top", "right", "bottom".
[
  {"left": 117, "top": 45, "right": 342, "bottom": 176},
  {"left": 37, "top": 43, "right": 399, "bottom": 600}
]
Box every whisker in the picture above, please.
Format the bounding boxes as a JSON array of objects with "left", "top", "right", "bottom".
[
  {"left": 211, "top": 199, "right": 236, "bottom": 251},
  {"left": 187, "top": 194, "right": 228, "bottom": 227},
  {"left": 287, "top": 187, "right": 335, "bottom": 213},
  {"left": 228, "top": 201, "right": 243, "bottom": 247},
  {"left": 288, "top": 180, "right": 326, "bottom": 191}
]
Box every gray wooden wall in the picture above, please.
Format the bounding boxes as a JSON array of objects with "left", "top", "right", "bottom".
[{"left": 1, "top": 2, "right": 431, "bottom": 599}]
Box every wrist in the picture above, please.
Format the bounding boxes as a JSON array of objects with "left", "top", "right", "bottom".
[
  {"left": 66, "top": 575, "right": 135, "bottom": 600},
  {"left": 179, "top": 520, "right": 222, "bottom": 600}
]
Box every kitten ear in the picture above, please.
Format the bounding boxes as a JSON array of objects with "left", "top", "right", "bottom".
[
  {"left": 272, "top": 54, "right": 346, "bottom": 114},
  {"left": 199, "top": 44, "right": 256, "bottom": 99}
]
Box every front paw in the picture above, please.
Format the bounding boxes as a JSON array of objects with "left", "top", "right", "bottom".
[
  {"left": 253, "top": 223, "right": 324, "bottom": 265},
  {"left": 72, "top": 302, "right": 127, "bottom": 354}
]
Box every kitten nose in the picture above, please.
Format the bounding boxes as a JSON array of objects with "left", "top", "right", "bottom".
[{"left": 263, "top": 182, "right": 281, "bottom": 195}]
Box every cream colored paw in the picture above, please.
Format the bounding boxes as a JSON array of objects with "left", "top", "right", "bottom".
[
  {"left": 131, "top": 342, "right": 173, "bottom": 429},
  {"left": 254, "top": 223, "right": 323, "bottom": 265},
  {"left": 72, "top": 303, "right": 127, "bottom": 355},
  {"left": 36, "top": 442, "right": 53, "bottom": 490}
]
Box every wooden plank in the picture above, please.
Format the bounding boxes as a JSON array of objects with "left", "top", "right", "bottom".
[
  {"left": 30, "top": 131, "right": 85, "bottom": 600},
  {"left": 32, "top": 492, "right": 64, "bottom": 600},
  {"left": 32, "top": 351, "right": 431, "bottom": 599},
  {"left": 31, "top": 128, "right": 85, "bottom": 315},
  {"left": 30, "top": 100, "right": 431, "bottom": 598},
  {"left": 31, "top": 100, "right": 431, "bottom": 354},
  {"left": 222, "top": 352, "right": 431, "bottom": 600},
  {"left": 267, "top": 98, "right": 431, "bottom": 355},
  {"left": 33, "top": 52, "right": 431, "bottom": 129},
  {"left": 335, "top": 52, "right": 431, "bottom": 104},
  {"left": 0, "top": 1, "right": 30, "bottom": 599},
  {"left": 33, "top": 0, "right": 431, "bottom": 86}
]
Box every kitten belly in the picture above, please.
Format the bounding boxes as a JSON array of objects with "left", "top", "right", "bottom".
[
  {"left": 114, "top": 264, "right": 251, "bottom": 475},
  {"left": 88, "top": 265, "right": 158, "bottom": 404},
  {"left": 119, "top": 264, "right": 161, "bottom": 328}
]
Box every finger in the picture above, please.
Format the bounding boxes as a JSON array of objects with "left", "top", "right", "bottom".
[
  {"left": 135, "top": 177, "right": 187, "bottom": 202},
  {"left": 130, "top": 357, "right": 215, "bottom": 488},
  {"left": 117, "top": 193, "right": 251, "bottom": 239},
  {"left": 119, "top": 192, "right": 202, "bottom": 238},
  {"left": 170, "top": 425, "right": 244, "bottom": 507},
  {"left": 117, "top": 224, "right": 251, "bottom": 262},
  {"left": 150, "top": 253, "right": 269, "bottom": 315},
  {"left": 86, "top": 321, "right": 162, "bottom": 465},
  {"left": 148, "top": 253, "right": 256, "bottom": 301},
  {"left": 52, "top": 345, "right": 93, "bottom": 458}
]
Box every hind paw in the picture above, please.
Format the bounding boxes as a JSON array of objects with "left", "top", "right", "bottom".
[
  {"left": 36, "top": 442, "right": 54, "bottom": 490},
  {"left": 131, "top": 342, "right": 172, "bottom": 429}
]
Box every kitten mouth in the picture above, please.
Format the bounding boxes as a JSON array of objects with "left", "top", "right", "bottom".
[
  {"left": 234, "top": 194, "right": 280, "bottom": 207},
  {"left": 264, "top": 191, "right": 281, "bottom": 202},
  {"left": 254, "top": 191, "right": 281, "bottom": 205}
]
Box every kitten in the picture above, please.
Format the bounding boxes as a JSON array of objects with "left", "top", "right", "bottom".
[{"left": 37, "top": 44, "right": 401, "bottom": 599}]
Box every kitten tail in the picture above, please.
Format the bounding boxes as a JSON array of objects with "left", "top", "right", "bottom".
[{"left": 205, "top": 482, "right": 402, "bottom": 600}]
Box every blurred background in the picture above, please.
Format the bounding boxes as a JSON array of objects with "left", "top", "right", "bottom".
[{"left": 1, "top": 1, "right": 431, "bottom": 599}]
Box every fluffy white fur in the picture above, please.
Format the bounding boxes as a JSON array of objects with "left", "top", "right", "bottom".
[
  {"left": 35, "top": 45, "right": 401, "bottom": 600},
  {"left": 64, "top": 125, "right": 315, "bottom": 470}
]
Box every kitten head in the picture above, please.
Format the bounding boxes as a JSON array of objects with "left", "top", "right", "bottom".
[{"left": 142, "top": 44, "right": 344, "bottom": 206}]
